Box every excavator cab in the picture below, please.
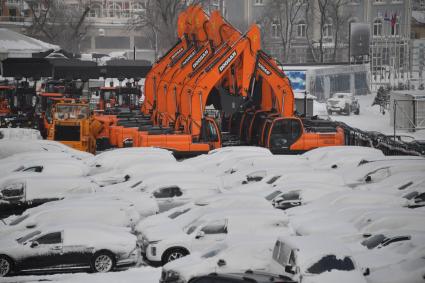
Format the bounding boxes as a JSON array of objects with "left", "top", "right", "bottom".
[
  {"left": 199, "top": 116, "right": 221, "bottom": 150},
  {"left": 264, "top": 117, "right": 303, "bottom": 154}
]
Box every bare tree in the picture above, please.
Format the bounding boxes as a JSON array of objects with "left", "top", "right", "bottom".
[
  {"left": 329, "top": 0, "right": 351, "bottom": 61},
  {"left": 259, "top": 0, "right": 304, "bottom": 62},
  {"left": 25, "top": 0, "right": 91, "bottom": 54}
]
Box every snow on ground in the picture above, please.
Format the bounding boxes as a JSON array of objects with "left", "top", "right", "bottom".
[
  {"left": 315, "top": 94, "right": 425, "bottom": 141},
  {"left": 1, "top": 267, "right": 160, "bottom": 283}
]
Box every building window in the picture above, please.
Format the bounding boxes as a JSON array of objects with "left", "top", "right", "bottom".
[
  {"left": 373, "top": 19, "right": 383, "bottom": 36},
  {"left": 297, "top": 22, "right": 306, "bottom": 38},
  {"left": 323, "top": 22, "right": 333, "bottom": 38},
  {"left": 107, "top": 2, "right": 122, "bottom": 18},
  {"left": 89, "top": 4, "right": 102, "bottom": 17},
  {"left": 374, "top": 0, "right": 385, "bottom": 3},
  {"left": 271, "top": 20, "right": 280, "bottom": 38},
  {"left": 254, "top": 0, "right": 264, "bottom": 6},
  {"left": 296, "top": 0, "right": 307, "bottom": 4}
]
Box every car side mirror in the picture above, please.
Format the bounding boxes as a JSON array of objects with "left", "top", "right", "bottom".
[
  {"left": 363, "top": 267, "right": 370, "bottom": 276},
  {"left": 195, "top": 231, "right": 205, "bottom": 239},
  {"left": 285, "top": 265, "right": 296, "bottom": 275},
  {"left": 30, "top": 241, "right": 39, "bottom": 248},
  {"left": 217, "top": 259, "right": 226, "bottom": 267}
]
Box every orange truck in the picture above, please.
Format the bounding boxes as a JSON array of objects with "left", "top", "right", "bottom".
[
  {"left": 47, "top": 102, "right": 102, "bottom": 153},
  {"left": 99, "top": 5, "right": 344, "bottom": 155}
]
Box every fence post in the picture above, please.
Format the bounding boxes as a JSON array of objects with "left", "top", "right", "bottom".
[{"left": 393, "top": 100, "right": 396, "bottom": 141}]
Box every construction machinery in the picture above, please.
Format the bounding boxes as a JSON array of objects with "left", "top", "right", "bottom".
[
  {"left": 0, "top": 81, "right": 37, "bottom": 128},
  {"left": 101, "top": 5, "right": 344, "bottom": 156},
  {"left": 47, "top": 102, "right": 101, "bottom": 153}
]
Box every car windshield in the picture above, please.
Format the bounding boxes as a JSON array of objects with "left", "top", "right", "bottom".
[
  {"left": 265, "top": 190, "right": 282, "bottom": 201},
  {"left": 306, "top": 255, "right": 355, "bottom": 274},
  {"left": 361, "top": 234, "right": 387, "bottom": 249},
  {"left": 55, "top": 104, "right": 89, "bottom": 120},
  {"left": 9, "top": 214, "right": 29, "bottom": 226},
  {"left": 16, "top": 230, "right": 41, "bottom": 244},
  {"left": 184, "top": 219, "right": 204, "bottom": 235},
  {"left": 169, "top": 208, "right": 191, "bottom": 219},
  {"left": 280, "top": 191, "right": 300, "bottom": 201}
]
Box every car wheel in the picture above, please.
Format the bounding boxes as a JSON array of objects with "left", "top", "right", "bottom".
[
  {"left": 162, "top": 248, "right": 189, "bottom": 265},
  {"left": 327, "top": 110, "right": 332, "bottom": 115},
  {"left": 91, "top": 251, "right": 115, "bottom": 273},
  {"left": 0, "top": 256, "right": 13, "bottom": 277},
  {"left": 346, "top": 105, "right": 351, "bottom": 116},
  {"left": 355, "top": 108, "right": 360, "bottom": 115}
]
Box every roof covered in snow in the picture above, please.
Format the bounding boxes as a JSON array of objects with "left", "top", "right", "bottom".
[{"left": 0, "top": 28, "right": 59, "bottom": 57}]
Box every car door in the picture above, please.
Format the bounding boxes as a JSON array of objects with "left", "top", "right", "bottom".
[
  {"left": 191, "top": 219, "right": 228, "bottom": 252},
  {"left": 20, "top": 231, "right": 64, "bottom": 271},
  {"left": 59, "top": 230, "right": 94, "bottom": 269}
]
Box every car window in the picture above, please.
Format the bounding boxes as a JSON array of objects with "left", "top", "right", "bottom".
[
  {"left": 266, "top": 190, "right": 282, "bottom": 201},
  {"left": 246, "top": 170, "right": 267, "bottom": 182},
  {"left": 272, "top": 241, "right": 281, "bottom": 261},
  {"left": 130, "top": 180, "right": 143, "bottom": 188},
  {"left": 169, "top": 208, "right": 191, "bottom": 219},
  {"left": 23, "top": 166, "right": 43, "bottom": 173},
  {"left": 9, "top": 214, "right": 29, "bottom": 226},
  {"left": 281, "top": 191, "right": 300, "bottom": 201},
  {"left": 185, "top": 220, "right": 204, "bottom": 235},
  {"left": 397, "top": 181, "right": 413, "bottom": 191},
  {"left": 381, "top": 236, "right": 411, "bottom": 247},
  {"left": 35, "top": 232, "right": 62, "bottom": 245},
  {"left": 266, "top": 175, "right": 281, "bottom": 184},
  {"left": 306, "top": 255, "right": 355, "bottom": 274},
  {"left": 201, "top": 219, "right": 228, "bottom": 234},
  {"left": 17, "top": 230, "right": 41, "bottom": 244},
  {"left": 403, "top": 191, "right": 419, "bottom": 200},
  {"left": 361, "top": 234, "right": 387, "bottom": 249},
  {"left": 153, "top": 186, "right": 181, "bottom": 198}
]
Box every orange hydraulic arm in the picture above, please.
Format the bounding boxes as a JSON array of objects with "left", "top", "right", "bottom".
[
  {"left": 177, "top": 24, "right": 262, "bottom": 138},
  {"left": 158, "top": 10, "right": 243, "bottom": 127},
  {"left": 142, "top": 8, "right": 191, "bottom": 115}
]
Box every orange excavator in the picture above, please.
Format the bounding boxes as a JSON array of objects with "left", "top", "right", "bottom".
[{"left": 100, "top": 5, "right": 344, "bottom": 155}]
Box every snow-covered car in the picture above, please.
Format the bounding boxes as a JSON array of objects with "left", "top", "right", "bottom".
[
  {"left": 271, "top": 184, "right": 347, "bottom": 210},
  {"left": 87, "top": 147, "right": 175, "bottom": 175},
  {"left": 0, "top": 224, "right": 138, "bottom": 276},
  {"left": 343, "top": 157, "right": 425, "bottom": 187},
  {"left": 0, "top": 140, "right": 93, "bottom": 160},
  {"left": 140, "top": 209, "right": 290, "bottom": 265},
  {"left": 269, "top": 236, "right": 367, "bottom": 283},
  {"left": 182, "top": 146, "right": 272, "bottom": 175},
  {"left": 326, "top": 92, "right": 360, "bottom": 115},
  {"left": 0, "top": 175, "right": 97, "bottom": 207},
  {"left": 0, "top": 159, "right": 90, "bottom": 179},
  {"left": 353, "top": 230, "right": 425, "bottom": 271},
  {"left": 161, "top": 238, "right": 278, "bottom": 283},
  {"left": 1, "top": 202, "right": 140, "bottom": 236},
  {"left": 136, "top": 194, "right": 273, "bottom": 234}
]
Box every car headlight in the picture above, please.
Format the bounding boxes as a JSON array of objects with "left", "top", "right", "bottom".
[{"left": 1, "top": 182, "right": 25, "bottom": 200}]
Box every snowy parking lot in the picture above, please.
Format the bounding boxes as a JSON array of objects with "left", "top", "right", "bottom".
[{"left": 1, "top": 117, "right": 425, "bottom": 283}]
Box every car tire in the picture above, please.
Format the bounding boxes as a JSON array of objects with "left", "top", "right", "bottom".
[
  {"left": 346, "top": 105, "right": 351, "bottom": 116},
  {"left": 327, "top": 110, "right": 332, "bottom": 115},
  {"left": 355, "top": 108, "right": 360, "bottom": 115},
  {"left": 0, "top": 255, "right": 13, "bottom": 277},
  {"left": 162, "top": 248, "right": 189, "bottom": 265},
  {"left": 91, "top": 251, "right": 116, "bottom": 273}
]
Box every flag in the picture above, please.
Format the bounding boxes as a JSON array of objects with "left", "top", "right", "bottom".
[{"left": 391, "top": 13, "right": 397, "bottom": 28}]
